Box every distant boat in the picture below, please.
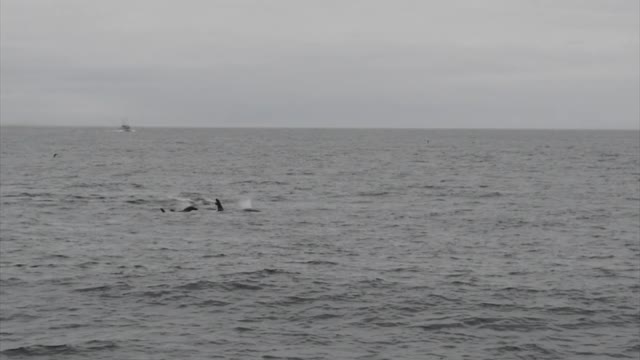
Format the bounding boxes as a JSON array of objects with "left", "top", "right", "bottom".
[{"left": 119, "top": 120, "right": 133, "bottom": 132}]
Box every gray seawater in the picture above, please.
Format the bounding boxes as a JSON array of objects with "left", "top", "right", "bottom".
[{"left": 0, "top": 127, "right": 638, "bottom": 360}]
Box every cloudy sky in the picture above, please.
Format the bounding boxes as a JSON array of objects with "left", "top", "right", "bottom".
[{"left": 1, "top": 0, "right": 638, "bottom": 129}]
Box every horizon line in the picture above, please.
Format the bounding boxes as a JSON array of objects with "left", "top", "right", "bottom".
[{"left": 0, "top": 124, "right": 638, "bottom": 131}]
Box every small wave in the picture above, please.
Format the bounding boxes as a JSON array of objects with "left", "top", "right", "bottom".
[{"left": 1, "top": 341, "right": 118, "bottom": 357}]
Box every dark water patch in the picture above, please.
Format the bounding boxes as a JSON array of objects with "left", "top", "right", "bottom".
[
  {"left": 269, "top": 295, "right": 317, "bottom": 306},
  {"left": 73, "top": 283, "right": 131, "bottom": 294},
  {"left": 625, "top": 343, "right": 640, "bottom": 354},
  {"left": 231, "top": 180, "right": 290, "bottom": 186},
  {"left": 356, "top": 191, "right": 392, "bottom": 197},
  {"left": 194, "top": 299, "right": 231, "bottom": 307},
  {"left": 175, "top": 280, "right": 263, "bottom": 291},
  {"left": 449, "top": 280, "right": 477, "bottom": 287},
  {"left": 384, "top": 266, "right": 422, "bottom": 273},
  {"left": 544, "top": 306, "right": 597, "bottom": 316},
  {"left": 138, "top": 290, "right": 174, "bottom": 298},
  {"left": 259, "top": 180, "right": 290, "bottom": 185},
  {"left": 202, "top": 253, "right": 226, "bottom": 258},
  {"left": 0, "top": 277, "right": 26, "bottom": 287},
  {"left": 125, "top": 198, "right": 148, "bottom": 205},
  {"left": 28, "top": 263, "right": 57, "bottom": 268},
  {"left": 414, "top": 322, "right": 464, "bottom": 331},
  {"left": 299, "top": 260, "right": 339, "bottom": 266},
  {"left": 229, "top": 268, "right": 296, "bottom": 277},
  {"left": 269, "top": 195, "right": 288, "bottom": 202},
  {"left": 261, "top": 355, "right": 306, "bottom": 360},
  {"left": 2, "top": 192, "right": 54, "bottom": 198},
  {"left": 409, "top": 184, "right": 447, "bottom": 190},
  {"left": 356, "top": 278, "right": 395, "bottom": 289},
  {"left": 1, "top": 344, "right": 76, "bottom": 357},
  {"left": 572, "top": 351, "right": 636, "bottom": 359},
  {"left": 464, "top": 316, "right": 550, "bottom": 332},
  {"left": 157, "top": 247, "right": 181, "bottom": 252},
  {"left": 582, "top": 254, "right": 615, "bottom": 259},
  {"left": 233, "top": 326, "right": 255, "bottom": 332},
  {"left": 373, "top": 320, "right": 406, "bottom": 327},
  {"left": 227, "top": 282, "right": 264, "bottom": 291},
  {"left": 42, "top": 254, "right": 70, "bottom": 259},
  {"left": 558, "top": 318, "right": 635, "bottom": 330},
  {"left": 76, "top": 261, "right": 100, "bottom": 268},
  {"left": 496, "top": 286, "right": 546, "bottom": 296},
  {"left": 49, "top": 323, "right": 87, "bottom": 330},
  {"left": 479, "top": 302, "right": 519, "bottom": 310},
  {"left": 593, "top": 267, "right": 618, "bottom": 277},
  {"left": 492, "top": 343, "right": 560, "bottom": 359},
  {"left": 65, "top": 194, "right": 108, "bottom": 200},
  {"left": 230, "top": 180, "right": 257, "bottom": 185},
  {"left": 476, "top": 191, "right": 504, "bottom": 198},
  {"left": 301, "top": 313, "right": 343, "bottom": 321},
  {"left": 0, "top": 313, "right": 40, "bottom": 322}
]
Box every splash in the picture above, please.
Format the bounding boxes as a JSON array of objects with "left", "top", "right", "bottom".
[{"left": 238, "top": 198, "right": 253, "bottom": 209}]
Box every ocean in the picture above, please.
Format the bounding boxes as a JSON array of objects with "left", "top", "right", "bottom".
[{"left": 0, "top": 127, "right": 638, "bottom": 360}]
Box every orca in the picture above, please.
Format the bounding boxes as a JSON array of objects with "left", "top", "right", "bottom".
[
  {"left": 215, "top": 199, "right": 224, "bottom": 212},
  {"left": 243, "top": 209, "right": 260, "bottom": 212}
]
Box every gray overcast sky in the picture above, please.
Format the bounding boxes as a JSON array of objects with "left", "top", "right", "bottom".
[{"left": 1, "top": 0, "right": 638, "bottom": 129}]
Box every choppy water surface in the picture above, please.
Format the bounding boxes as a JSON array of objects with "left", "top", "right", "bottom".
[{"left": 1, "top": 127, "right": 638, "bottom": 360}]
